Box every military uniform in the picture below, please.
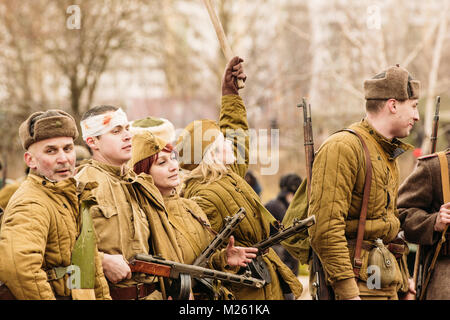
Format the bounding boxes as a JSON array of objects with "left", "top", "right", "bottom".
[
  {"left": 76, "top": 160, "right": 183, "bottom": 299},
  {"left": 164, "top": 193, "right": 225, "bottom": 266},
  {"left": 0, "top": 173, "right": 110, "bottom": 300},
  {"left": 182, "top": 95, "right": 303, "bottom": 300},
  {"left": 398, "top": 150, "right": 450, "bottom": 299},
  {"left": 309, "top": 119, "right": 413, "bottom": 300},
  {"left": 163, "top": 192, "right": 238, "bottom": 299}
]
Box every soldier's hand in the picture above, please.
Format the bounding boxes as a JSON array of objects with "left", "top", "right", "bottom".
[
  {"left": 102, "top": 253, "right": 132, "bottom": 284},
  {"left": 225, "top": 235, "right": 258, "bottom": 267},
  {"left": 222, "top": 56, "right": 246, "bottom": 96},
  {"left": 434, "top": 202, "right": 450, "bottom": 232}
]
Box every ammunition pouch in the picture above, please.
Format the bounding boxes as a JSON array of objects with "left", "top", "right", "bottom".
[
  {"left": 368, "top": 239, "right": 398, "bottom": 288},
  {"left": 348, "top": 238, "right": 405, "bottom": 289}
]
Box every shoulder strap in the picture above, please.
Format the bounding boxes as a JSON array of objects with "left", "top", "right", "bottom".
[
  {"left": 437, "top": 152, "right": 450, "bottom": 203},
  {"left": 341, "top": 129, "right": 373, "bottom": 277}
]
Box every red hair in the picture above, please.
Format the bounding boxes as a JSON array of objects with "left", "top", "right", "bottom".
[{"left": 133, "top": 143, "right": 174, "bottom": 175}]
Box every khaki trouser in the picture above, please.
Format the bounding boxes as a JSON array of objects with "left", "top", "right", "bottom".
[{"left": 357, "top": 280, "right": 398, "bottom": 300}]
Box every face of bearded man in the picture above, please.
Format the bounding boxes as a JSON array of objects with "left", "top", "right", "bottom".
[{"left": 25, "top": 136, "right": 76, "bottom": 182}]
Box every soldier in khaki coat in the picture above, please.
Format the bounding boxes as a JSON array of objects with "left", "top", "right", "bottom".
[
  {"left": 178, "top": 57, "right": 303, "bottom": 300},
  {"left": 131, "top": 130, "right": 259, "bottom": 299},
  {"left": 0, "top": 110, "right": 110, "bottom": 300},
  {"left": 398, "top": 150, "right": 450, "bottom": 299},
  {"left": 308, "top": 66, "right": 420, "bottom": 300},
  {"left": 77, "top": 106, "right": 185, "bottom": 300}
]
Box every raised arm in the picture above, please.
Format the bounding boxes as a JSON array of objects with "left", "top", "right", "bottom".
[{"left": 219, "top": 57, "right": 249, "bottom": 178}]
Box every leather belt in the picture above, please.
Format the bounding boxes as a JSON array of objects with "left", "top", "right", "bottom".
[
  {"left": 347, "top": 238, "right": 406, "bottom": 260},
  {"left": 108, "top": 282, "right": 159, "bottom": 300}
]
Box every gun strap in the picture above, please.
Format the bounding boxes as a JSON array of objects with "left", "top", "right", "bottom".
[
  {"left": 437, "top": 152, "right": 450, "bottom": 203},
  {"left": 437, "top": 151, "right": 449, "bottom": 238},
  {"left": 437, "top": 151, "right": 450, "bottom": 241},
  {"left": 341, "top": 129, "right": 373, "bottom": 278}
]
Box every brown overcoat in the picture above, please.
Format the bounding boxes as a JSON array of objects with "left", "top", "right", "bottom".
[{"left": 398, "top": 151, "right": 450, "bottom": 299}]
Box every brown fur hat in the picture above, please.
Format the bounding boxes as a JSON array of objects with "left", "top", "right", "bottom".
[
  {"left": 19, "top": 110, "right": 79, "bottom": 150},
  {"left": 364, "top": 65, "right": 420, "bottom": 101}
]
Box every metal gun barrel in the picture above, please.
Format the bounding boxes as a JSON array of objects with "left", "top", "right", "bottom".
[{"left": 254, "top": 215, "right": 316, "bottom": 253}]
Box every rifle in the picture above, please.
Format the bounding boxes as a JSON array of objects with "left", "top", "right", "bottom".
[
  {"left": 300, "top": 98, "right": 314, "bottom": 199},
  {"left": 298, "top": 98, "right": 335, "bottom": 300},
  {"left": 417, "top": 96, "right": 444, "bottom": 300},
  {"left": 193, "top": 207, "right": 247, "bottom": 267},
  {"left": 242, "top": 215, "right": 316, "bottom": 283},
  {"left": 129, "top": 253, "right": 265, "bottom": 300}
]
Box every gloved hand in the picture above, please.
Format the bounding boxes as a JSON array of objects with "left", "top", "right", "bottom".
[{"left": 222, "top": 56, "right": 246, "bottom": 96}]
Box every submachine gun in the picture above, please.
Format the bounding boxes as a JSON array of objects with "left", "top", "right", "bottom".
[{"left": 240, "top": 215, "right": 316, "bottom": 283}]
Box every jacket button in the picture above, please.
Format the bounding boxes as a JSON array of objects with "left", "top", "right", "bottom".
[{"left": 42, "top": 181, "right": 46, "bottom": 186}]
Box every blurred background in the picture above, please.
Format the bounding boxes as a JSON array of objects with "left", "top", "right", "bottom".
[{"left": 0, "top": 0, "right": 449, "bottom": 204}]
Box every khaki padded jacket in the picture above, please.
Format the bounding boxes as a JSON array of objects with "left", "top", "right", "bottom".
[
  {"left": 0, "top": 174, "right": 110, "bottom": 300},
  {"left": 183, "top": 95, "right": 303, "bottom": 300},
  {"left": 308, "top": 119, "right": 413, "bottom": 299}
]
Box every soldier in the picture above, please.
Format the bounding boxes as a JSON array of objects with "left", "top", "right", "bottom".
[
  {"left": 265, "top": 173, "right": 302, "bottom": 277},
  {"left": 77, "top": 105, "right": 184, "bottom": 300},
  {"left": 178, "top": 56, "right": 303, "bottom": 300},
  {"left": 131, "top": 130, "right": 258, "bottom": 299},
  {"left": 398, "top": 150, "right": 450, "bottom": 299},
  {"left": 0, "top": 110, "right": 110, "bottom": 300},
  {"left": 308, "top": 65, "right": 420, "bottom": 300}
]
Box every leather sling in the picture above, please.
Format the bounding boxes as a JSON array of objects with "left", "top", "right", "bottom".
[{"left": 342, "top": 129, "right": 373, "bottom": 278}]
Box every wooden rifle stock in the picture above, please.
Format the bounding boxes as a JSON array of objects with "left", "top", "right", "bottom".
[{"left": 129, "top": 260, "right": 172, "bottom": 278}]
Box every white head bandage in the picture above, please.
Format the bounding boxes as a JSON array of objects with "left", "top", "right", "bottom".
[{"left": 81, "top": 108, "right": 129, "bottom": 141}]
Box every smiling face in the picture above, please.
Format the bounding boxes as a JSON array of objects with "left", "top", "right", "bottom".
[
  {"left": 25, "top": 136, "right": 76, "bottom": 182},
  {"left": 86, "top": 113, "right": 132, "bottom": 167},
  {"left": 149, "top": 150, "right": 180, "bottom": 195},
  {"left": 391, "top": 99, "right": 420, "bottom": 138}
]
